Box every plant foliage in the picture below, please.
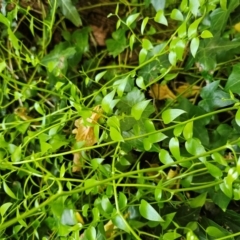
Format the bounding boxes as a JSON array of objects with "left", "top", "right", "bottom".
[{"left": 1, "top": 0, "right": 240, "bottom": 239}]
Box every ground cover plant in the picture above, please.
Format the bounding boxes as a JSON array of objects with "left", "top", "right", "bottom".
[{"left": 1, "top": 0, "right": 240, "bottom": 239}]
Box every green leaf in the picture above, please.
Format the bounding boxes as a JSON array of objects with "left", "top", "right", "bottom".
[
  {"left": 114, "top": 77, "right": 128, "bottom": 97},
  {"left": 154, "top": 10, "right": 168, "bottom": 26},
  {"left": 84, "top": 179, "right": 99, "bottom": 195},
  {"left": 159, "top": 149, "right": 174, "bottom": 164},
  {"left": 118, "top": 192, "right": 127, "bottom": 209},
  {"left": 60, "top": 163, "right": 65, "bottom": 178},
  {"left": 126, "top": 13, "right": 139, "bottom": 27},
  {"left": 131, "top": 100, "right": 151, "bottom": 120},
  {"left": 199, "top": 81, "right": 235, "bottom": 112},
  {"left": 189, "top": 0, "right": 200, "bottom": 16},
  {"left": 101, "top": 195, "right": 113, "bottom": 214},
  {"left": 107, "top": 116, "right": 120, "bottom": 129},
  {"left": 205, "top": 161, "right": 223, "bottom": 178},
  {"left": 0, "top": 202, "right": 13, "bottom": 216},
  {"left": 102, "top": 90, "right": 119, "bottom": 114},
  {"left": 85, "top": 226, "right": 96, "bottom": 240},
  {"left": 210, "top": 1, "right": 239, "bottom": 35},
  {"left": 95, "top": 71, "right": 107, "bottom": 82},
  {"left": 136, "top": 76, "right": 146, "bottom": 90},
  {"left": 185, "top": 138, "right": 206, "bottom": 162},
  {"left": 178, "top": 22, "right": 187, "bottom": 38},
  {"left": 235, "top": 108, "right": 240, "bottom": 127},
  {"left": 0, "top": 60, "right": 6, "bottom": 73},
  {"left": 206, "top": 226, "right": 226, "bottom": 238},
  {"left": 201, "top": 30, "right": 213, "bottom": 38},
  {"left": 129, "top": 34, "right": 135, "bottom": 51},
  {"left": 183, "top": 121, "right": 193, "bottom": 140},
  {"left": 161, "top": 212, "right": 177, "bottom": 230},
  {"left": 139, "top": 199, "right": 164, "bottom": 222},
  {"left": 34, "top": 102, "right": 45, "bottom": 115},
  {"left": 11, "top": 145, "right": 22, "bottom": 162},
  {"left": 162, "top": 109, "right": 186, "bottom": 124},
  {"left": 163, "top": 232, "right": 181, "bottom": 240},
  {"left": 41, "top": 43, "right": 76, "bottom": 75},
  {"left": 142, "top": 39, "right": 153, "bottom": 50},
  {"left": 211, "top": 152, "right": 227, "bottom": 166},
  {"left": 61, "top": 209, "right": 77, "bottom": 225},
  {"left": 141, "top": 17, "right": 149, "bottom": 34},
  {"left": 149, "top": 132, "right": 167, "bottom": 143},
  {"left": 189, "top": 192, "right": 207, "bottom": 208},
  {"left": 143, "top": 138, "right": 152, "bottom": 151},
  {"left": 225, "top": 63, "right": 240, "bottom": 93},
  {"left": 59, "top": 0, "right": 82, "bottom": 27},
  {"left": 173, "top": 125, "right": 184, "bottom": 137},
  {"left": 139, "top": 48, "right": 147, "bottom": 64},
  {"left": 112, "top": 213, "right": 130, "bottom": 233},
  {"left": 106, "top": 29, "right": 127, "bottom": 57},
  {"left": 188, "top": 17, "right": 202, "bottom": 38},
  {"left": 190, "top": 37, "right": 199, "bottom": 58},
  {"left": 168, "top": 51, "right": 177, "bottom": 66},
  {"left": 169, "top": 137, "right": 181, "bottom": 161},
  {"left": 151, "top": 0, "right": 165, "bottom": 11},
  {"left": 170, "top": 9, "right": 184, "bottom": 21},
  {"left": 3, "top": 182, "right": 17, "bottom": 199},
  {"left": 110, "top": 127, "right": 124, "bottom": 142}
]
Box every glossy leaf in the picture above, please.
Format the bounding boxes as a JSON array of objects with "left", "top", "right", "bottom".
[
  {"left": 101, "top": 195, "right": 113, "bottom": 213},
  {"left": 206, "top": 226, "right": 226, "bottom": 238},
  {"left": 151, "top": 0, "right": 165, "bottom": 11},
  {"left": 59, "top": 0, "right": 82, "bottom": 27},
  {"left": 201, "top": 30, "right": 213, "bottom": 38},
  {"left": 190, "top": 37, "right": 199, "bottom": 58},
  {"left": 129, "top": 34, "right": 135, "bottom": 51},
  {"left": 3, "top": 182, "right": 17, "bottom": 199},
  {"left": 142, "top": 39, "right": 153, "bottom": 50},
  {"left": 0, "top": 202, "right": 13, "bottom": 216},
  {"left": 159, "top": 149, "right": 174, "bottom": 164},
  {"left": 126, "top": 13, "right": 140, "bottom": 27},
  {"left": 178, "top": 22, "right": 187, "bottom": 38},
  {"left": 189, "top": 0, "right": 200, "bottom": 16},
  {"left": 102, "top": 90, "right": 119, "bottom": 114},
  {"left": 139, "top": 199, "right": 164, "bottom": 222},
  {"left": 185, "top": 138, "right": 206, "bottom": 162},
  {"left": 141, "top": 17, "right": 149, "bottom": 34},
  {"left": 154, "top": 10, "right": 168, "bottom": 26},
  {"left": 225, "top": 64, "right": 240, "bottom": 93},
  {"left": 162, "top": 109, "right": 186, "bottom": 124},
  {"left": 170, "top": 9, "right": 184, "bottom": 21},
  {"left": 189, "top": 192, "right": 207, "bottom": 208},
  {"left": 136, "top": 76, "right": 146, "bottom": 90},
  {"left": 110, "top": 127, "right": 124, "bottom": 142},
  {"left": 139, "top": 48, "right": 147, "bottom": 64},
  {"left": 11, "top": 145, "right": 21, "bottom": 162},
  {"left": 112, "top": 213, "right": 130, "bottom": 233},
  {"left": 205, "top": 162, "right": 222, "bottom": 178},
  {"left": 188, "top": 17, "right": 202, "bottom": 38},
  {"left": 168, "top": 51, "right": 177, "bottom": 66},
  {"left": 183, "top": 121, "right": 193, "bottom": 140},
  {"left": 95, "top": 71, "right": 107, "bottom": 82},
  {"left": 169, "top": 137, "right": 181, "bottom": 161},
  {"left": 131, "top": 100, "right": 151, "bottom": 120}
]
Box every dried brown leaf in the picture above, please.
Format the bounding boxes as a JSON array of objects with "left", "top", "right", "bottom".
[
  {"left": 72, "top": 106, "right": 102, "bottom": 172},
  {"left": 149, "top": 84, "right": 176, "bottom": 100},
  {"left": 174, "top": 82, "right": 200, "bottom": 98}
]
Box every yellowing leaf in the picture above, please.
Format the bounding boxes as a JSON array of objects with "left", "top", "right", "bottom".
[
  {"left": 72, "top": 106, "right": 102, "bottom": 145},
  {"left": 72, "top": 106, "right": 102, "bottom": 172},
  {"left": 174, "top": 82, "right": 200, "bottom": 98},
  {"left": 149, "top": 84, "right": 176, "bottom": 100},
  {"left": 234, "top": 22, "right": 240, "bottom": 32}
]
